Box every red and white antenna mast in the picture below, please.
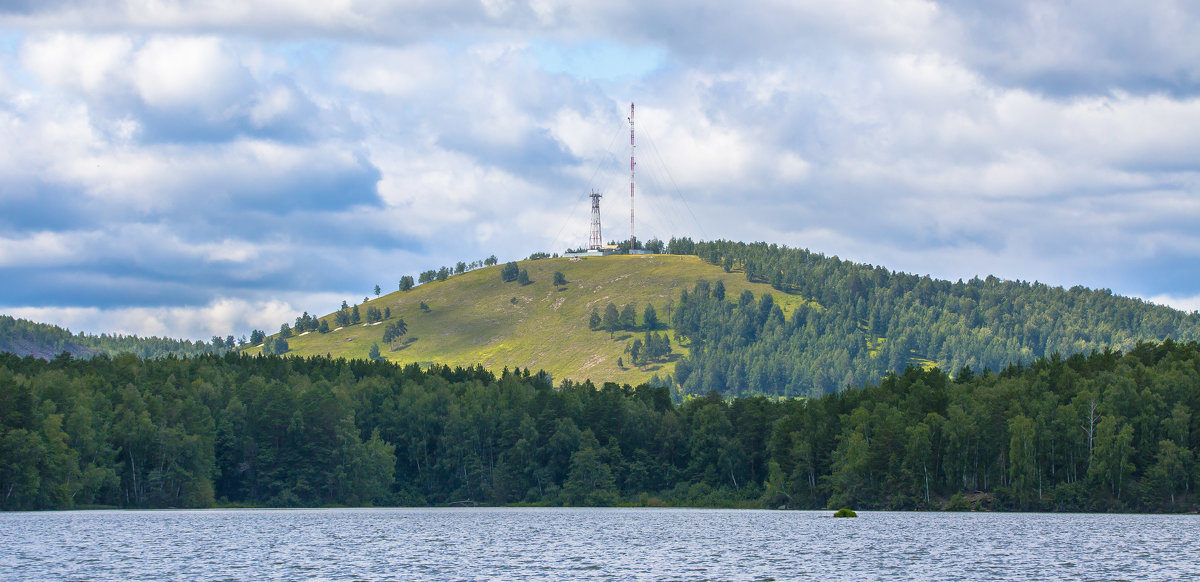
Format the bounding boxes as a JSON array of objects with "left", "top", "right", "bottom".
[{"left": 628, "top": 102, "right": 636, "bottom": 252}]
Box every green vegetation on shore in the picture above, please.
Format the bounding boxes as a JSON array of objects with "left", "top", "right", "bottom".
[{"left": 2, "top": 342, "right": 1196, "bottom": 512}]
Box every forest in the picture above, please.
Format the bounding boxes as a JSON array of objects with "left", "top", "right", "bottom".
[
  {"left": 668, "top": 239, "right": 1200, "bottom": 396},
  {"left": 2, "top": 343, "right": 1196, "bottom": 512},
  {"left": 0, "top": 315, "right": 229, "bottom": 360}
]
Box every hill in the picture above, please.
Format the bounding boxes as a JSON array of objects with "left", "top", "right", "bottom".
[
  {"left": 0, "top": 315, "right": 227, "bottom": 360},
  {"left": 254, "top": 240, "right": 1200, "bottom": 398},
  {"left": 255, "top": 254, "right": 801, "bottom": 386},
  {"left": 674, "top": 240, "right": 1200, "bottom": 396}
]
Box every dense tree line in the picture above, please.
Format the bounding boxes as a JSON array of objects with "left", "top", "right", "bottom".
[
  {"left": 405, "top": 258, "right": 494, "bottom": 290},
  {"left": 0, "top": 315, "right": 230, "bottom": 361},
  {"left": 767, "top": 341, "right": 1199, "bottom": 512},
  {"left": 668, "top": 241, "right": 1200, "bottom": 397},
  {"left": 2, "top": 345, "right": 1196, "bottom": 512}
]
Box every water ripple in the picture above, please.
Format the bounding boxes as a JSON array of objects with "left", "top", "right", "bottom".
[{"left": 3, "top": 508, "right": 1200, "bottom": 581}]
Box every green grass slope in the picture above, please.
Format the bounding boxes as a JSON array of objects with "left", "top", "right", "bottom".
[{"left": 265, "top": 255, "right": 810, "bottom": 385}]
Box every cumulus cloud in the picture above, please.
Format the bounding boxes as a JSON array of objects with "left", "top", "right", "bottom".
[{"left": 2, "top": 0, "right": 1200, "bottom": 339}]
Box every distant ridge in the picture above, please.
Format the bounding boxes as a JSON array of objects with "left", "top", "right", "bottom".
[{"left": 0, "top": 315, "right": 226, "bottom": 360}]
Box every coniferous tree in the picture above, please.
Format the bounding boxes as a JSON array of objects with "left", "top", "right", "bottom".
[
  {"left": 644, "top": 304, "right": 659, "bottom": 330},
  {"left": 619, "top": 304, "right": 637, "bottom": 331},
  {"left": 382, "top": 319, "right": 408, "bottom": 349},
  {"left": 603, "top": 303, "right": 621, "bottom": 338}
]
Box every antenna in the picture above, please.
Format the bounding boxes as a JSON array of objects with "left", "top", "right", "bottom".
[
  {"left": 628, "top": 102, "right": 635, "bottom": 252},
  {"left": 589, "top": 190, "right": 603, "bottom": 250}
]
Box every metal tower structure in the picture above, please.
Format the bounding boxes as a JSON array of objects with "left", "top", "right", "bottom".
[
  {"left": 628, "top": 102, "right": 636, "bottom": 252},
  {"left": 588, "top": 190, "right": 603, "bottom": 250}
]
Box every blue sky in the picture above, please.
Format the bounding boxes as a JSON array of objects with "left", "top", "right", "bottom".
[{"left": 2, "top": 0, "right": 1199, "bottom": 340}]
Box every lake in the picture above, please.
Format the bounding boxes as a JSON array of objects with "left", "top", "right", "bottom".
[{"left": 2, "top": 508, "right": 1197, "bottom": 580}]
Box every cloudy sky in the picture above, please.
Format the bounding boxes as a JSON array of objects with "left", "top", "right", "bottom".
[{"left": 2, "top": 0, "right": 1199, "bottom": 340}]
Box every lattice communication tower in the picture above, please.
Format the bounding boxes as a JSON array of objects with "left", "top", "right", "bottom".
[{"left": 589, "top": 190, "right": 603, "bottom": 250}]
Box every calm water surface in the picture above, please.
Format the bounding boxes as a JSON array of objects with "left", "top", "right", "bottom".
[{"left": 2, "top": 508, "right": 1197, "bottom": 581}]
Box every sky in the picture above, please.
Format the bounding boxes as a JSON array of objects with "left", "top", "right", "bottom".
[{"left": 2, "top": 0, "right": 1200, "bottom": 341}]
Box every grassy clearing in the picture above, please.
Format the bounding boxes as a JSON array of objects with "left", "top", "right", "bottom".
[{"left": 254, "top": 254, "right": 810, "bottom": 385}]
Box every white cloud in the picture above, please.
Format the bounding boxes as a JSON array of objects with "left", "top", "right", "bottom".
[
  {"left": 132, "top": 35, "right": 251, "bottom": 112},
  {"left": 1145, "top": 294, "right": 1200, "bottom": 314},
  {"left": 20, "top": 33, "right": 133, "bottom": 94},
  {"left": 4, "top": 0, "right": 1200, "bottom": 342},
  {"left": 0, "top": 230, "right": 86, "bottom": 267},
  {"left": 3, "top": 295, "right": 330, "bottom": 339}
]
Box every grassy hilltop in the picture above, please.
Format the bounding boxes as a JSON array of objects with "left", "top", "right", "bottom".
[
  {"left": 257, "top": 254, "right": 809, "bottom": 385},
  {"left": 251, "top": 240, "right": 1200, "bottom": 397}
]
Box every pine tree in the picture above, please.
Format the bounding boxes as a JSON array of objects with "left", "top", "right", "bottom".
[
  {"left": 644, "top": 304, "right": 659, "bottom": 330},
  {"left": 604, "top": 303, "right": 620, "bottom": 338},
  {"left": 619, "top": 304, "right": 637, "bottom": 330}
]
